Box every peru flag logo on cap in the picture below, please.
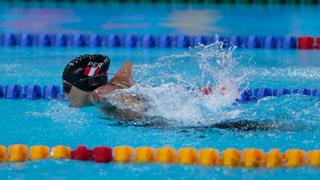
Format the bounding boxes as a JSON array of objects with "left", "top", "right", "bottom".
[{"left": 83, "top": 62, "right": 103, "bottom": 77}]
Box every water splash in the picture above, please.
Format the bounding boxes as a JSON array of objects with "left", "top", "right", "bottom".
[
  {"left": 99, "top": 43, "right": 320, "bottom": 131},
  {"left": 110, "top": 43, "right": 247, "bottom": 127}
]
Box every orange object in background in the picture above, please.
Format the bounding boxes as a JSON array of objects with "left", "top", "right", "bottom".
[
  {"left": 284, "top": 149, "right": 306, "bottom": 167},
  {"left": 242, "top": 148, "right": 265, "bottom": 168},
  {"left": 0, "top": 145, "right": 6, "bottom": 162},
  {"left": 178, "top": 148, "right": 197, "bottom": 165},
  {"left": 265, "top": 149, "right": 283, "bottom": 168},
  {"left": 51, "top": 145, "right": 71, "bottom": 159},
  {"left": 135, "top": 147, "right": 155, "bottom": 163},
  {"left": 30, "top": 145, "right": 50, "bottom": 160},
  {"left": 114, "top": 146, "right": 134, "bottom": 163},
  {"left": 221, "top": 148, "right": 241, "bottom": 167},
  {"left": 156, "top": 147, "right": 176, "bottom": 164},
  {"left": 8, "top": 144, "right": 28, "bottom": 162},
  {"left": 198, "top": 148, "right": 219, "bottom": 166},
  {"left": 307, "top": 150, "right": 320, "bottom": 167}
]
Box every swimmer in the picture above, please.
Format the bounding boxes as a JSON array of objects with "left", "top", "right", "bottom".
[
  {"left": 62, "top": 54, "right": 298, "bottom": 131},
  {"left": 62, "top": 54, "right": 146, "bottom": 120}
]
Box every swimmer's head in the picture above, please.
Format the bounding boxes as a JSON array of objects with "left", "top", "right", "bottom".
[{"left": 62, "top": 54, "right": 110, "bottom": 107}]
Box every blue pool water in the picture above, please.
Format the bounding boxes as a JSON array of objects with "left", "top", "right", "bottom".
[
  {"left": 0, "top": 2, "right": 320, "bottom": 180},
  {"left": 1, "top": 2, "right": 320, "bottom": 36}
]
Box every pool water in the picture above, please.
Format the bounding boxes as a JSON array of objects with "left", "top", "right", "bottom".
[
  {"left": 0, "top": 2, "right": 320, "bottom": 180},
  {"left": 1, "top": 2, "right": 320, "bottom": 36}
]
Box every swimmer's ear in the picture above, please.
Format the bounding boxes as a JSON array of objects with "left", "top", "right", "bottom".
[{"left": 110, "top": 61, "right": 133, "bottom": 85}]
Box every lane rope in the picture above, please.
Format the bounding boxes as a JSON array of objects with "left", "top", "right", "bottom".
[
  {"left": 1, "top": 144, "right": 319, "bottom": 168},
  {"left": 2, "top": 33, "right": 319, "bottom": 49},
  {"left": 1, "top": 84, "right": 319, "bottom": 103}
]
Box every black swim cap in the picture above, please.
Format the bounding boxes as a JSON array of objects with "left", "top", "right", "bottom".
[{"left": 62, "top": 54, "right": 110, "bottom": 92}]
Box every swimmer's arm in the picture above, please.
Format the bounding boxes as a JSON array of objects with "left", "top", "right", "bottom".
[
  {"left": 91, "top": 94, "right": 145, "bottom": 120},
  {"left": 90, "top": 61, "right": 134, "bottom": 106},
  {"left": 99, "top": 106, "right": 144, "bottom": 121},
  {"left": 110, "top": 61, "right": 134, "bottom": 88}
]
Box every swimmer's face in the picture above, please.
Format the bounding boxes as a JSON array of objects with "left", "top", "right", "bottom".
[{"left": 63, "top": 81, "right": 91, "bottom": 107}]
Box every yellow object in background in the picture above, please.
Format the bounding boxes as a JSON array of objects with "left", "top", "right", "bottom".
[
  {"left": 198, "top": 148, "right": 219, "bottom": 166},
  {"left": 8, "top": 144, "right": 28, "bottom": 162},
  {"left": 30, "top": 145, "right": 50, "bottom": 160},
  {"left": 135, "top": 147, "right": 155, "bottom": 163},
  {"left": 0, "top": 145, "right": 6, "bottom": 162},
  {"left": 178, "top": 148, "right": 197, "bottom": 164},
  {"left": 265, "top": 149, "right": 283, "bottom": 168},
  {"left": 242, "top": 148, "right": 265, "bottom": 168},
  {"left": 285, "top": 149, "right": 306, "bottom": 167},
  {"left": 156, "top": 147, "right": 176, "bottom": 163},
  {"left": 221, "top": 148, "right": 241, "bottom": 167},
  {"left": 114, "top": 146, "right": 134, "bottom": 163},
  {"left": 307, "top": 150, "right": 320, "bottom": 167},
  {"left": 50, "top": 145, "right": 71, "bottom": 159}
]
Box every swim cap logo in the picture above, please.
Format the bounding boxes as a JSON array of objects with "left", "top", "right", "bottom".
[{"left": 83, "top": 62, "right": 104, "bottom": 77}]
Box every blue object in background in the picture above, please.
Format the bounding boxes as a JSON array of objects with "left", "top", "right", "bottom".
[
  {"left": 158, "top": 35, "right": 173, "bottom": 48},
  {"left": 273, "top": 88, "right": 291, "bottom": 96},
  {"left": 38, "top": 34, "right": 52, "bottom": 47},
  {"left": 175, "top": 35, "right": 191, "bottom": 48},
  {"left": 3, "top": 33, "right": 17, "bottom": 46},
  {"left": 293, "top": 88, "right": 312, "bottom": 95},
  {"left": 89, "top": 34, "right": 102, "bottom": 47},
  {"left": 312, "top": 89, "right": 320, "bottom": 97},
  {"left": 55, "top": 34, "right": 69, "bottom": 47},
  {"left": 123, "top": 34, "right": 139, "bottom": 48},
  {"left": 43, "top": 85, "right": 61, "bottom": 100},
  {"left": 20, "top": 33, "right": 33, "bottom": 47},
  {"left": 254, "top": 88, "right": 272, "bottom": 99},
  {"left": 73, "top": 34, "right": 87, "bottom": 47},
  {"left": 24, "top": 85, "right": 42, "bottom": 99},
  {"left": 229, "top": 35, "right": 243, "bottom": 48},
  {"left": 237, "top": 89, "right": 253, "bottom": 102},
  {"left": 0, "top": 85, "right": 3, "bottom": 98},
  {"left": 141, "top": 35, "right": 156, "bottom": 48},
  {"left": 246, "top": 36, "right": 262, "bottom": 48},
  {"left": 281, "top": 36, "right": 297, "bottom": 49},
  {"left": 5, "top": 85, "right": 23, "bottom": 99},
  {"left": 264, "top": 36, "right": 279, "bottom": 49},
  {"left": 193, "top": 35, "right": 209, "bottom": 47},
  {"left": 106, "top": 34, "right": 121, "bottom": 47}
]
